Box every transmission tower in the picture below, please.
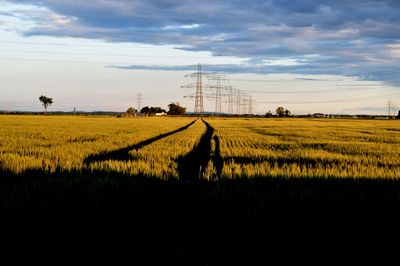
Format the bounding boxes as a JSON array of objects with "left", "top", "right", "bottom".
[
  {"left": 137, "top": 93, "right": 142, "bottom": 111},
  {"left": 387, "top": 100, "right": 393, "bottom": 119},
  {"left": 248, "top": 96, "right": 253, "bottom": 115},
  {"left": 236, "top": 89, "right": 242, "bottom": 115},
  {"left": 208, "top": 74, "right": 231, "bottom": 115},
  {"left": 242, "top": 95, "right": 248, "bottom": 115},
  {"left": 235, "top": 90, "right": 249, "bottom": 115},
  {"left": 227, "top": 87, "right": 234, "bottom": 115},
  {"left": 182, "top": 64, "right": 208, "bottom": 115},
  {"left": 214, "top": 76, "right": 222, "bottom": 114},
  {"left": 195, "top": 64, "right": 204, "bottom": 114}
]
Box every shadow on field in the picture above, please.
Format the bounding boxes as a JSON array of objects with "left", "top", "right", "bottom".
[
  {"left": 212, "top": 134, "right": 223, "bottom": 178},
  {"left": 224, "top": 156, "right": 400, "bottom": 169},
  {"left": 224, "top": 156, "right": 351, "bottom": 166},
  {"left": 83, "top": 119, "right": 197, "bottom": 164},
  {"left": 176, "top": 119, "right": 223, "bottom": 181},
  {"left": 1, "top": 168, "right": 400, "bottom": 265},
  {"left": 176, "top": 119, "right": 215, "bottom": 181}
]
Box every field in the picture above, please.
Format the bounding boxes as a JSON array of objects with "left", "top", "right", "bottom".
[
  {"left": 1, "top": 115, "right": 400, "bottom": 264},
  {"left": 1, "top": 115, "right": 399, "bottom": 179},
  {"left": 210, "top": 118, "right": 400, "bottom": 179}
]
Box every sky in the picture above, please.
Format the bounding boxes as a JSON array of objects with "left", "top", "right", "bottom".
[{"left": 0, "top": 0, "right": 400, "bottom": 115}]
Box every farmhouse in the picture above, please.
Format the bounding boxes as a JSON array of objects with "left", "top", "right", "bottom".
[{"left": 155, "top": 112, "right": 167, "bottom": 116}]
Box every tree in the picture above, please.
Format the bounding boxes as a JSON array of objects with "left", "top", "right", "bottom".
[
  {"left": 276, "top": 107, "right": 291, "bottom": 117},
  {"left": 151, "top": 107, "right": 165, "bottom": 114},
  {"left": 265, "top": 110, "right": 273, "bottom": 118},
  {"left": 126, "top": 107, "right": 137, "bottom": 117},
  {"left": 140, "top": 106, "right": 150, "bottom": 115},
  {"left": 140, "top": 106, "right": 166, "bottom": 116},
  {"left": 39, "top": 95, "right": 53, "bottom": 114},
  {"left": 397, "top": 110, "right": 400, "bottom": 119},
  {"left": 276, "top": 107, "right": 285, "bottom": 117},
  {"left": 167, "top": 102, "right": 186, "bottom": 115}
]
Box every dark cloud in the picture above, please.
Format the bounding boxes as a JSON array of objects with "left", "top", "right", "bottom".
[
  {"left": 107, "top": 63, "right": 351, "bottom": 76},
  {"left": 109, "top": 59, "right": 400, "bottom": 85},
  {"left": 0, "top": 11, "right": 14, "bottom": 17},
  {"left": 4, "top": 0, "right": 400, "bottom": 85}
]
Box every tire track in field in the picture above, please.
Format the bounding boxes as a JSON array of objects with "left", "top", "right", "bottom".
[
  {"left": 177, "top": 119, "right": 223, "bottom": 181},
  {"left": 212, "top": 134, "right": 224, "bottom": 179},
  {"left": 83, "top": 119, "right": 197, "bottom": 165}
]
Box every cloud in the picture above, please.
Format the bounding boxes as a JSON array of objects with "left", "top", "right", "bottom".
[
  {"left": 4, "top": 0, "right": 400, "bottom": 86},
  {"left": 109, "top": 59, "right": 400, "bottom": 85},
  {"left": 107, "top": 62, "right": 350, "bottom": 76}
]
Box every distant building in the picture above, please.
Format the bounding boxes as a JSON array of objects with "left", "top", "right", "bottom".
[{"left": 155, "top": 112, "right": 167, "bottom": 116}]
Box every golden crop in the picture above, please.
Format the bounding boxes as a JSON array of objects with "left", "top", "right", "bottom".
[
  {"left": 0, "top": 115, "right": 194, "bottom": 174},
  {"left": 207, "top": 118, "right": 400, "bottom": 179},
  {"left": 1, "top": 115, "right": 399, "bottom": 179},
  {"left": 89, "top": 118, "right": 206, "bottom": 179}
]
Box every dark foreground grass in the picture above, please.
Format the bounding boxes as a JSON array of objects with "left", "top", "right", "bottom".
[{"left": 1, "top": 170, "right": 400, "bottom": 265}]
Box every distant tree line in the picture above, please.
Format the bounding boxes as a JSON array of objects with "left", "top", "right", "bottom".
[
  {"left": 265, "top": 106, "right": 291, "bottom": 118},
  {"left": 115, "top": 102, "right": 188, "bottom": 118},
  {"left": 33, "top": 95, "right": 399, "bottom": 119},
  {"left": 140, "top": 106, "right": 166, "bottom": 115},
  {"left": 139, "top": 103, "right": 186, "bottom": 116},
  {"left": 36, "top": 94, "right": 188, "bottom": 117}
]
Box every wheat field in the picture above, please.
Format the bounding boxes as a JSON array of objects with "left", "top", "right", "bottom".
[
  {"left": 1, "top": 115, "right": 399, "bottom": 179},
  {"left": 208, "top": 118, "right": 400, "bottom": 179},
  {"left": 2, "top": 115, "right": 400, "bottom": 264}
]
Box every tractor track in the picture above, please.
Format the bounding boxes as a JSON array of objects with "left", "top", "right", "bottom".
[
  {"left": 83, "top": 119, "right": 197, "bottom": 165},
  {"left": 177, "top": 119, "right": 223, "bottom": 181},
  {"left": 84, "top": 118, "right": 223, "bottom": 181}
]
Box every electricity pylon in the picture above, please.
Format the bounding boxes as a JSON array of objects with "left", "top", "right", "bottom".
[{"left": 182, "top": 64, "right": 208, "bottom": 115}]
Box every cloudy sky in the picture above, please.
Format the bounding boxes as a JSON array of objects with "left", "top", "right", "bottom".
[{"left": 1, "top": 0, "right": 400, "bottom": 114}]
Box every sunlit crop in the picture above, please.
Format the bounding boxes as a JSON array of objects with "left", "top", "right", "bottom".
[
  {"left": 0, "top": 115, "right": 194, "bottom": 174},
  {"left": 207, "top": 118, "right": 400, "bottom": 179},
  {"left": 88, "top": 119, "right": 206, "bottom": 178},
  {"left": 1, "top": 115, "right": 399, "bottom": 180}
]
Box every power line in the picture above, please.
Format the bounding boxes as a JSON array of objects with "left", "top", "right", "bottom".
[
  {"left": 246, "top": 87, "right": 387, "bottom": 94},
  {"left": 256, "top": 92, "right": 400, "bottom": 104},
  {"left": 0, "top": 56, "right": 216, "bottom": 65},
  {"left": 1, "top": 49, "right": 211, "bottom": 59},
  {"left": 0, "top": 57, "right": 127, "bottom": 65},
  {"left": 1, "top": 41, "right": 183, "bottom": 49},
  {"left": 230, "top": 78, "right": 331, "bottom": 82},
  {"left": 230, "top": 79, "right": 385, "bottom": 86},
  {"left": 208, "top": 74, "right": 232, "bottom": 114}
]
